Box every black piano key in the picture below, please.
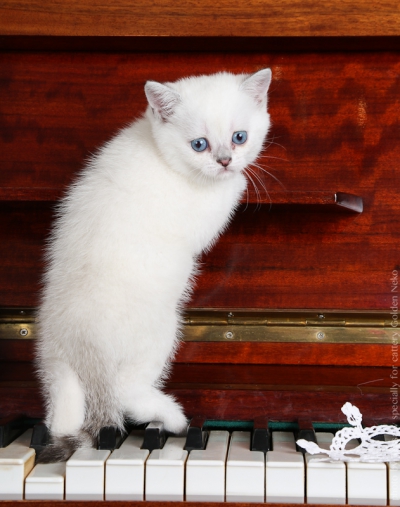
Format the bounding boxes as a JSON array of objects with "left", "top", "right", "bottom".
[
  {"left": 251, "top": 415, "right": 271, "bottom": 452},
  {"left": 295, "top": 418, "right": 317, "bottom": 453},
  {"left": 185, "top": 416, "right": 207, "bottom": 451},
  {"left": 97, "top": 426, "right": 124, "bottom": 450},
  {"left": 0, "top": 415, "right": 27, "bottom": 448},
  {"left": 141, "top": 421, "right": 166, "bottom": 451},
  {"left": 30, "top": 422, "right": 50, "bottom": 453}
]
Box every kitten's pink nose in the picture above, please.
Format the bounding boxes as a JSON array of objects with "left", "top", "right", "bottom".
[{"left": 217, "top": 157, "right": 232, "bottom": 167}]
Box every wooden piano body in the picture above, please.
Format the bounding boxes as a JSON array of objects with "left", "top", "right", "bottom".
[{"left": 0, "top": 0, "right": 399, "bottom": 504}]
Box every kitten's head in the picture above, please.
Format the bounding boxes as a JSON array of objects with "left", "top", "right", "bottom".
[{"left": 145, "top": 69, "right": 271, "bottom": 183}]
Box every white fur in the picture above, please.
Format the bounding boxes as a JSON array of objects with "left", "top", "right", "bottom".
[{"left": 37, "top": 69, "right": 272, "bottom": 439}]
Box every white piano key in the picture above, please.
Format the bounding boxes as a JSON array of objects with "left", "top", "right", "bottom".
[
  {"left": 226, "top": 431, "right": 264, "bottom": 503},
  {"left": 65, "top": 448, "right": 110, "bottom": 500},
  {"left": 384, "top": 434, "right": 400, "bottom": 506},
  {"left": 266, "top": 431, "right": 304, "bottom": 504},
  {"left": 25, "top": 462, "right": 66, "bottom": 500},
  {"left": 347, "top": 439, "right": 387, "bottom": 506},
  {"left": 186, "top": 430, "right": 229, "bottom": 502},
  {"left": 305, "top": 432, "right": 346, "bottom": 504},
  {"left": 145, "top": 436, "right": 187, "bottom": 501},
  {"left": 389, "top": 461, "right": 400, "bottom": 506},
  {"left": 0, "top": 429, "right": 35, "bottom": 500},
  {"left": 105, "top": 430, "right": 149, "bottom": 500}
]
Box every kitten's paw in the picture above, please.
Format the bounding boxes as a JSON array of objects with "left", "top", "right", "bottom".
[
  {"left": 124, "top": 387, "right": 188, "bottom": 434},
  {"left": 163, "top": 412, "right": 188, "bottom": 435},
  {"left": 161, "top": 400, "right": 188, "bottom": 435}
]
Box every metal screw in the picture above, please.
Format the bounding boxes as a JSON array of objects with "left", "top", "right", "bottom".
[
  {"left": 316, "top": 331, "right": 325, "bottom": 340},
  {"left": 228, "top": 312, "right": 234, "bottom": 318},
  {"left": 225, "top": 331, "right": 234, "bottom": 339},
  {"left": 19, "top": 328, "right": 28, "bottom": 337}
]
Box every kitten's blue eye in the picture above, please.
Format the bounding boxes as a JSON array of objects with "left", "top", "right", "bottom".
[
  {"left": 191, "top": 138, "right": 208, "bottom": 152},
  {"left": 232, "top": 131, "right": 247, "bottom": 145}
]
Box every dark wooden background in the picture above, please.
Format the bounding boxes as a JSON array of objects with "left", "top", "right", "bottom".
[{"left": 1, "top": 52, "right": 399, "bottom": 310}]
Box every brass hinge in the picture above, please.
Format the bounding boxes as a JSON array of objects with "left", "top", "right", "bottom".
[
  {"left": 0, "top": 307, "right": 394, "bottom": 344},
  {"left": 182, "top": 309, "right": 393, "bottom": 344}
]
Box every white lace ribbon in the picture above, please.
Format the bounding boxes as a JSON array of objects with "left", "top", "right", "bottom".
[{"left": 296, "top": 402, "right": 400, "bottom": 462}]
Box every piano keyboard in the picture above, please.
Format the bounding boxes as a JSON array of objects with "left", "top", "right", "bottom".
[{"left": 0, "top": 423, "right": 398, "bottom": 505}]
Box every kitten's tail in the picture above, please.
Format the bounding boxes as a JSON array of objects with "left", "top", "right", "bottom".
[
  {"left": 36, "top": 333, "right": 125, "bottom": 463},
  {"left": 35, "top": 431, "right": 95, "bottom": 464}
]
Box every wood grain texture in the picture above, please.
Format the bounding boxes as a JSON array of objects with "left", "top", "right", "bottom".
[
  {"left": 0, "top": 361, "right": 391, "bottom": 388},
  {"left": 0, "top": 0, "right": 399, "bottom": 37},
  {"left": 0, "top": 338, "right": 391, "bottom": 422},
  {"left": 169, "top": 364, "right": 391, "bottom": 388},
  {"left": 1, "top": 52, "right": 399, "bottom": 310},
  {"left": 0, "top": 381, "right": 392, "bottom": 422},
  {"left": 0, "top": 188, "right": 362, "bottom": 211},
  {"left": 174, "top": 342, "right": 392, "bottom": 367},
  {"left": 1, "top": 338, "right": 391, "bottom": 368}
]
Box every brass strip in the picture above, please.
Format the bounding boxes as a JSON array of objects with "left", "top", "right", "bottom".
[
  {"left": 183, "top": 324, "right": 393, "bottom": 344},
  {"left": 0, "top": 308, "right": 394, "bottom": 344}
]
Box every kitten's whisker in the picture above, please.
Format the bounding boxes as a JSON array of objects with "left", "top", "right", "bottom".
[
  {"left": 245, "top": 169, "right": 263, "bottom": 211},
  {"left": 243, "top": 169, "right": 261, "bottom": 207},
  {"left": 242, "top": 179, "right": 250, "bottom": 211},
  {"left": 264, "top": 137, "right": 287, "bottom": 151},
  {"left": 246, "top": 167, "right": 269, "bottom": 203},
  {"left": 248, "top": 167, "right": 273, "bottom": 212},
  {"left": 246, "top": 167, "right": 271, "bottom": 211},
  {"left": 257, "top": 154, "right": 288, "bottom": 163},
  {"left": 249, "top": 163, "right": 287, "bottom": 191}
]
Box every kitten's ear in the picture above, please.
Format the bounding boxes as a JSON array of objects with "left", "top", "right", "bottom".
[
  {"left": 240, "top": 68, "right": 272, "bottom": 106},
  {"left": 144, "top": 81, "right": 181, "bottom": 121}
]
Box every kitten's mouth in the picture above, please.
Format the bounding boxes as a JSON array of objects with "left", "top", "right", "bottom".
[
  {"left": 217, "top": 166, "right": 235, "bottom": 177},
  {"left": 202, "top": 165, "right": 236, "bottom": 180}
]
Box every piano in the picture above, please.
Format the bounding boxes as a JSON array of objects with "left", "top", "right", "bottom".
[{"left": 0, "top": 0, "right": 399, "bottom": 504}]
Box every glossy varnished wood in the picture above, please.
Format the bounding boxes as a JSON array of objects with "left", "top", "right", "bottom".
[
  {"left": 0, "top": 361, "right": 391, "bottom": 389},
  {"left": 1, "top": 52, "right": 399, "bottom": 309},
  {"left": 0, "top": 381, "right": 392, "bottom": 423},
  {"left": 0, "top": 337, "right": 392, "bottom": 422},
  {"left": 0, "top": 0, "right": 399, "bottom": 37}
]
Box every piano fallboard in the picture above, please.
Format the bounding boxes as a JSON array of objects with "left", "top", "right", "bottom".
[{"left": 0, "top": 308, "right": 395, "bottom": 424}]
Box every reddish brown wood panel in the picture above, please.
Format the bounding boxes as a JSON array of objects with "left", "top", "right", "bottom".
[
  {"left": 0, "top": 338, "right": 392, "bottom": 367},
  {"left": 0, "top": 382, "right": 391, "bottom": 423},
  {"left": 0, "top": 0, "right": 399, "bottom": 37},
  {"left": 0, "top": 361, "right": 391, "bottom": 389},
  {"left": 175, "top": 342, "right": 392, "bottom": 367},
  {"left": 169, "top": 364, "right": 391, "bottom": 389},
  {"left": 0, "top": 339, "right": 391, "bottom": 422},
  {"left": 0, "top": 322, "right": 392, "bottom": 419},
  {"left": 171, "top": 388, "right": 393, "bottom": 423},
  {"left": 1, "top": 52, "right": 399, "bottom": 309}
]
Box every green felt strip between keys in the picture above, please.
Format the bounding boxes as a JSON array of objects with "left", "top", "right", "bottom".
[{"left": 203, "top": 420, "right": 352, "bottom": 433}]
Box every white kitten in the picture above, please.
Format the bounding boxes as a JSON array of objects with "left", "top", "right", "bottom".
[{"left": 36, "top": 68, "right": 272, "bottom": 462}]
